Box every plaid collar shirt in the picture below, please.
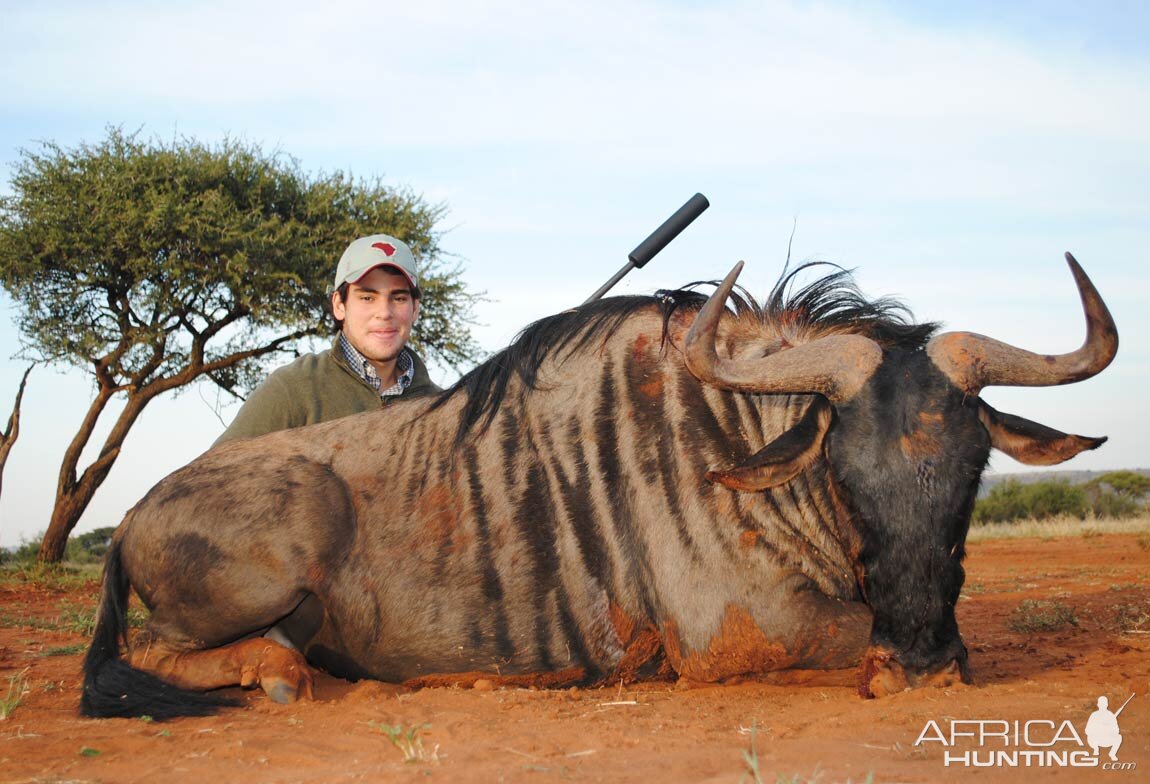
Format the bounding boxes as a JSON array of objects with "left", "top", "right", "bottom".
[{"left": 338, "top": 332, "right": 414, "bottom": 398}]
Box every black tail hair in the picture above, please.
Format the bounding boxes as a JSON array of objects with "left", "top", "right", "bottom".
[{"left": 80, "top": 540, "right": 239, "bottom": 720}]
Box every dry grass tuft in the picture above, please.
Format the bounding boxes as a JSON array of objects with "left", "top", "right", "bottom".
[
  {"left": 967, "top": 513, "right": 1150, "bottom": 542},
  {"left": 1007, "top": 599, "right": 1078, "bottom": 633},
  {"left": 1, "top": 668, "right": 31, "bottom": 720}
]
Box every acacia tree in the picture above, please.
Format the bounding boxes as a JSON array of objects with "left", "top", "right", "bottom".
[{"left": 0, "top": 128, "right": 482, "bottom": 562}]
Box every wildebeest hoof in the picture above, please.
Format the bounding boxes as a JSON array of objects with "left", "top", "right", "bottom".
[
  {"left": 866, "top": 667, "right": 909, "bottom": 698},
  {"left": 260, "top": 660, "right": 315, "bottom": 704},
  {"left": 265, "top": 681, "right": 301, "bottom": 704},
  {"left": 858, "top": 648, "right": 908, "bottom": 698},
  {"left": 237, "top": 642, "right": 315, "bottom": 703},
  {"left": 914, "top": 658, "right": 970, "bottom": 691},
  {"left": 858, "top": 649, "right": 970, "bottom": 698},
  {"left": 259, "top": 664, "right": 315, "bottom": 704}
]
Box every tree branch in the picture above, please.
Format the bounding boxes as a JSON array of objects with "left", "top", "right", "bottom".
[
  {"left": 146, "top": 326, "right": 317, "bottom": 398},
  {"left": 7, "top": 126, "right": 468, "bottom": 561},
  {"left": 0, "top": 364, "right": 35, "bottom": 503},
  {"left": 70, "top": 325, "right": 310, "bottom": 504},
  {"left": 1, "top": 364, "right": 33, "bottom": 443},
  {"left": 127, "top": 337, "right": 169, "bottom": 388},
  {"left": 54, "top": 385, "right": 117, "bottom": 497},
  {"left": 205, "top": 371, "right": 248, "bottom": 402},
  {"left": 93, "top": 333, "right": 134, "bottom": 392}
]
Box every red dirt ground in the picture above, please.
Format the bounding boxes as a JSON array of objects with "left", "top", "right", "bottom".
[{"left": 2, "top": 534, "right": 1148, "bottom": 783}]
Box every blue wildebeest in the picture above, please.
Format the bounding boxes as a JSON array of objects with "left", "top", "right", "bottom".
[{"left": 82, "top": 253, "right": 1117, "bottom": 719}]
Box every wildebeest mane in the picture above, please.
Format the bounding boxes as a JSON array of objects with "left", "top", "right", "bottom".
[
  {"left": 764, "top": 262, "right": 938, "bottom": 348},
  {"left": 432, "top": 263, "right": 934, "bottom": 445},
  {"left": 429, "top": 293, "right": 705, "bottom": 445}
]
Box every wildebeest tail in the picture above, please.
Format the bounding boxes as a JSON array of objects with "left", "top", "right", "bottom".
[{"left": 80, "top": 539, "right": 238, "bottom": 720}]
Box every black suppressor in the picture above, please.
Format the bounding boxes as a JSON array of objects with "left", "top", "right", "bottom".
[{"left": 583, "top": 192, "right": 710, "bottom": 304}]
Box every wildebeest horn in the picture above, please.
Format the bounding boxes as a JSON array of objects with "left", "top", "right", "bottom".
[
  {"left": 683, "top": 262, "right": 884, "bottom": 403},
  {"left": 926, "top": 253, "right": 1118, "bottom": 395}
]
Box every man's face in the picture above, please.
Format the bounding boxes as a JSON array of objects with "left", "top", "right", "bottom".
[{"left": 331, "top": 266, "right": 419, "bottom": 370}]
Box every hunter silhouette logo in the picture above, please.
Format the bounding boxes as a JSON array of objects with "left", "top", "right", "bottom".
[
  {"left": 914, "top": 692, "right": 1137, "bottom": 770},
  {"left": 1087, "top": 693, "right": 1133, "bottom": 761},
  {"left": 371, "top": 241, "right": 397, "bottom": 256}
]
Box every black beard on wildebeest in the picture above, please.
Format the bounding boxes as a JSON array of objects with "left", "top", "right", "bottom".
[{"left": 80, "top": 253, "right": 1117, "bottom": 719}]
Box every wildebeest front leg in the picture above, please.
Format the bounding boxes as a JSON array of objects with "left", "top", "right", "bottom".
[{"left": 128, "top": 635, "right": 315, "bottom": 704}]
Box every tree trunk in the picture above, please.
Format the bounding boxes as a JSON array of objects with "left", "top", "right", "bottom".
[
  {"left": 38, "top": 494, "right": 86, "bottom": 563},
  {"left": 34, "top": 332, "right": 313, "bottom": 563},
  {"left": 38, "top": 390, "right": 147, "bottom": 564}
]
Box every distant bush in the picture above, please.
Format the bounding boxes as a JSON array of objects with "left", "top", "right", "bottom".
[
  {"left": 1, "top": 526, "right": 116, "bottom": 566},
  {"left": 1086, "top": 470, "right": 1150, "bottom": 500},
  {"left": 0, "top": 537, "right": 42, "bottom": 566},
  {"left": 1090, "top": 491, "right": 1142, "bottom": 519},
  {"left": 1083, "top": 471, "right": 1149, "bottom": 519},
  {"left": 975, "top": 474, "right": 1147, "bottom": 524},
  {"left": 975, "top": 479, "right": 1088, "bottom": 523},
  {"left": 974, "top": 480, "right": 1028, "bottom": 523}
]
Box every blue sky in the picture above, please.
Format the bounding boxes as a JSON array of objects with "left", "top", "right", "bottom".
[{"left": 1, "top": 0, "right": 1147, "bottom": 547}]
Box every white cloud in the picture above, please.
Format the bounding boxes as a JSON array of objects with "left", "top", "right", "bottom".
[{"left": 6, "top": 1, "right": 1147, "bottom": 146}]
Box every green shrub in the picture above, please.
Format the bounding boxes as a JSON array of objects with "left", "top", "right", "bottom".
[
  {"left": 975, "top": 475, "right": 1147, "bottom": 524},
  {"left": 1026, "top": 481, "right": 1090, "bottom": 520},
  {"left": 1086, "top": 470, "right": 1150, "bottom": 500},
  {"left": 975, "top": 479, "right": 1089, "bottom": 523},
  {"left": 1091, "top": 491, "right": 1141, "bottom": 519},
  {"left": 1, "top": 526, "right": 116, "bottom": 566},
  {"left": 1083, "top": 471, "right": 1146, "bottom": 518}
]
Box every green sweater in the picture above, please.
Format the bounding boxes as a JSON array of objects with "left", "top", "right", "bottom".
[{"left": 215, "top": 339, "right": 442, "bottom": 445}]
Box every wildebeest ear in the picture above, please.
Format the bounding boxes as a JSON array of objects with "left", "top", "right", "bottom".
[
  {"left": 706, "top": 399, "right": 832, "bottom": 491},
  {"left": 977, "top": 400, "right": 1107, "bottom": 466}
]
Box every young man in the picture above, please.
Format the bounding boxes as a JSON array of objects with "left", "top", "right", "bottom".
[{"left": 215, "top": 233, "right": 441, "bottom": 444}]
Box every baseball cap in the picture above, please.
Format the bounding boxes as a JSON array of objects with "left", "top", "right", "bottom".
[{"left": 333, "top": 234, "right": 419, "bottom": 292}]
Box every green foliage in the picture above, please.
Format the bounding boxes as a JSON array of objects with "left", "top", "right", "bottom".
[
  {"left": 974, "top": 475, "right": 1147, "bottom": 524},
  {"left": 37, "top": 643, "right": 87, "bottom": 657},
  {"left": 975, "top": 479, "right": 1087, "bottom": 523},
  {"left": 371, "top": 721, "right": 435, "bottom": 763},
  {"left": 1, "top": 527, "right": 115, "bottom": 565},
  {"left": 1086, "top": 470, "right": 1150, "bottom": 499},
  {"left": 741, "top": 721, "right": 764, "bottom": 784},
  {"left": 1, "top": 535, "right": 43, "bottom": 565},
  {"left": 54, "top": 603, "right": 99, "bottom": 635},
  {"left": 1, "top": 127, "right": 485, "bottom": 561},
  {"left": 0, "top": 558, "right": 103, "bottom": 588},
  {"left": 1082, "top": 471, "right": 1149, "bottom": 519},
  {"left": 68, "top": 526, "right": 117, "bottom": 562},
  {"left": 1089, "top": 491, "right": 1141, "bottom": 519},
  {"left": 0, "top": 126, "right": 482, "bottom": 389},
  {"left": 1024, "top": 481, "right": 1089, "bottom": 520},
  {"left": 1, "top": 669, "right": 30, "bottom": 720},
  {"left": 0, "top": 601, "right": 96, "bottom": 634}
]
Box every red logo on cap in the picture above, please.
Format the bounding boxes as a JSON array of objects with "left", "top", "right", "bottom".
[{"left": 371, "top": 242, "right": 397, "bottom": 257}]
